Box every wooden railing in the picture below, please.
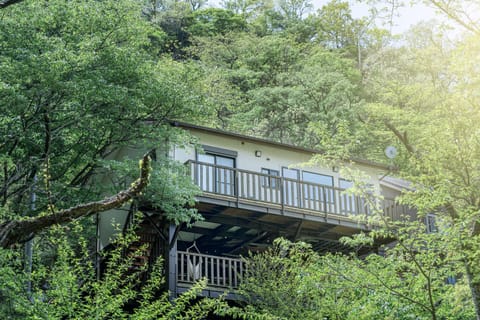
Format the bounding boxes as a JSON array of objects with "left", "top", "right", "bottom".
[
  {"left": 177, "top": 251, "right": 244, "bottom": 289},
  {"left": 187, "top": 160, "right": 414, "bottom": 221}
]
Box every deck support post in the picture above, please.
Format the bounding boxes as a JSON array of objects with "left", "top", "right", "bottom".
[
  {"left": 168, "top": 223, "right": 178, "bottom": 300},
  {"left": 293, "top": 220, "right": 303, "bottom": 241}
]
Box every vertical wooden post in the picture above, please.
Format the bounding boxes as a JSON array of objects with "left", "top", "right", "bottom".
[
  {"left": 280, "top": 176, "right": 285, "bottom": 214},
  {"left": 168, "top": 223, "right": 178, "bottom": 300},
  {"left": 297, "top": 180, "right": 303, "bottom": 208},
  {"left": 235, "top": 169, "right": 239, "bottom": 204}
]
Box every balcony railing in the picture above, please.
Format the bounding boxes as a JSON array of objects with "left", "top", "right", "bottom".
[
  {"left": 177, "top": 251, "right": 244, "bottom": 289},
  {"left": 187, "top": 160, "right": 413, "bottom": 221}
]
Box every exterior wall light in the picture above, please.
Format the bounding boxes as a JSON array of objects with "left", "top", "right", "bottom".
[{"left": 255, "top": 150, "right": 262, "bottom": 157}]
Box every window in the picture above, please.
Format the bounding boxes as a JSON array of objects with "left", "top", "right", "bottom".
[
  {"left": 446, "top": 276, "right": 456, "bottom": 285},
  {"left": 302, "top": 171, "right": 333, "bottom": 187},
  {"left": 282, "top": 168, "right": 300, "bottom": 206},
  {"left": 301, "top": 171, "right": 334, "bottom": 210},
  {"left": 282, "top": 167, "right": 299, "bottom": 180},
  {"left": 426, "top": 214, "right": 438, "bottom": 233},
  {"left": 261, "top": 168, "right": 279, "bottom": 188},
  {"left": 339, "top": 179, "right": 356, "bottom": 214},
  {"left": 196, "top": 149, "right": 236, "bottom": 196}
]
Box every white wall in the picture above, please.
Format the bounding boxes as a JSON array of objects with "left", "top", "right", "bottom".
[
  {"left": 97, "top": 146, "right": 150, "bottom": 250},
  {"left": 174, "top": 128, "right": 383, "bottom": 189}
]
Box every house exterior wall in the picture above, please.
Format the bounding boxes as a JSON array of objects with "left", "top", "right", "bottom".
[
  {"left": 380, "top": 185, "right": 401, "bottom": 200},
  {"left": 98, "top": 124, "right": 391, "bottom": 249},
  {"left": 98, "top": 208, "right": 128, "bottom": 250},
  {"left": 173, "top": 127, "right": 384, "bottom": 190},
  {"left": 98, "top": 146, "right": 148, "bottom": 250}
]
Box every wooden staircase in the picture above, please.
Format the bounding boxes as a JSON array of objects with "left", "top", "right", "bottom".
[
  {"left": 127, "top": 241, "right": 151, "bottom": 272},
  {"left": 123, "top": 213, "right": 166, "bottom": 283}
]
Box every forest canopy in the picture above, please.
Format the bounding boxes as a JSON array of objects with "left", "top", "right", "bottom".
[{"left": 1, "top": 0, "right": 480, "bottom": 318}]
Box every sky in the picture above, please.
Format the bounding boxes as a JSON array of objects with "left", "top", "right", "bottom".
[
  {"left": 208, "top": 0, "right": 468, "bottom": 35},
  {"left": 312, "top": 0, "right": 439, "bottom": 34}
]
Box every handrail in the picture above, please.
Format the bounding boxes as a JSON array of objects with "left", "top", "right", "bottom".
[
  {"left": 189, "top": 160, "right": 374, "bottom": 193},
  {"left": 177, "top": 251, "right": 244, "bottom": 289},
  {"left": 186, "top": 160, "right": 414, "bottom": 221}
]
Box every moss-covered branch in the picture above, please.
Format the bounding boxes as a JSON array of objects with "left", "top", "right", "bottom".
[
  {"left": 0, "top": 0, "right": 23, "bottom": 9},
  {"left": 0, "top": 154, "right": 151, "bottom": 248}
]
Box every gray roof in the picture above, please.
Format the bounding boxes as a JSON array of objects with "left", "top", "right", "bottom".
[{"left": 379, "top": 176, "right": 412, "bottom": 191}]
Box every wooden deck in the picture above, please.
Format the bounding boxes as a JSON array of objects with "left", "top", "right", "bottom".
[
  {"left": 187, "top": 160, "right": 414, "bottom": 227},
  {"left": 177, "top": 251, "right": 244, "bottom": 287},
  {"left": 174, "top": 251, "right": 244, "bottom": 299},
  {"left": 169, "top": 161, "right": 415, "bottom": 298}
]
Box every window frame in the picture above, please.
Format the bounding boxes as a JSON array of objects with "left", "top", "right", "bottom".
[
  {"left": 195, "top": 147, "right": 236, "bottom": 196},
  {"left": 426, "top": 213, "right": 438, "bottom": 233},
  {"left": 261, "top": 168, "right": 280, "bottom": 188},
  {"left": 301, "top": 170, "right": 334, "bottom": 187}
]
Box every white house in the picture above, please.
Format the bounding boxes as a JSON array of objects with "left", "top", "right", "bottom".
[{"left": 97, "top": 122, "right": 414, "bottom": 298}]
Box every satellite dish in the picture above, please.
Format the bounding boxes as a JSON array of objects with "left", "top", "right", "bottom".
[{"left": 385, "top": 146, "right": 398, "bottom": 159}]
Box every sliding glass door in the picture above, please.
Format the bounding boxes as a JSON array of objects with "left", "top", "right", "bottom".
[
  {"left": 282, "top": 168, "right": 299, "bottom": 206},
  {"left": 302, "top": 171, "right": 334, "bottom": 211},
  {"left": 197, "top": 153, "right": 235, "bottom": 196}
]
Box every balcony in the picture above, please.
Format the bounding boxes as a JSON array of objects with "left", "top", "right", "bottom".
[
  {"left": 169, "top": 161, "right": 414, "bottom": 298},
  {"left": 187, "top": 160, "right": 414, "bottom": 227},
  {"left": 177, "top": 251, "right": 244, "bottom": 290}
]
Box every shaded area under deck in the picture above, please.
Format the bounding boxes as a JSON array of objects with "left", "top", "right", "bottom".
[
  {"left": 127, "top": 161, "right": 415, "bottom": 299},
  {"left": 177, "top": 161, "right": 414, "bottom": 255}
]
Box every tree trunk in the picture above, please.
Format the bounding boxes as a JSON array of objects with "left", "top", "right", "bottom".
[
  {"left": 464, "top": 261, "right": 480, "bottom": 320},
  {"left": 0, "top": 154, "right": 151, "bottom": 248},
  {"left": 0, "top": 0, "right": 23, "bottom": 9},
  {"left": 465, "top": 220, "right": 480, "bottom": 320}
]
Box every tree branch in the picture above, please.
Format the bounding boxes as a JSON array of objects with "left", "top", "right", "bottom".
[
  {"left": 383, "top": 120, "right": 416, "bottom": 154},
  {"left": 428, "top": 0, "right": 480, "bottom": 36},
  {"left": 0, "top": 0, "right": 23, "bottom": 9},
  {"left": 0, "top": 153, "right": 152, "bottom": 248}
]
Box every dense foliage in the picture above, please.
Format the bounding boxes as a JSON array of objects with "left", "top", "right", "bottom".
[
  {"left": 0, "top": 223, "right": 237, "bottom": 319},
  {"left": 0, "top": 0, "right": 215, "bottom": 316},
  {"left": 1, "top": 0, "right": 480, "bottom": 318},
  {"left": 241, "top": 238, "right": 475, "bottom": 320}
]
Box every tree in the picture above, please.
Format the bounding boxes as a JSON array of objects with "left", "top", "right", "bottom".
[
  {"left": 0, "top": 0, "right": 211, "bottom": 310},
  {"left": 0, "top": 0, "right": 21, "bottom": 8},
  {"left": 0, "top": 0, "right": 269, "bottom": 317},
  {"left": 240, "top": 239, "right": 323, "bottom": 319},
  {"left": 346, "top": 18, "right": 480, "bottom": 318},
  {"left": 193, "top": 30, "right": 364, "bottom": 148},
  {"left": 185, "top": 1, "right": 396, "bottom": 150},
  {"left": 313, "top": 0, "right": 356, "bottom": 49},
  {"left": 425, "top": 0, "right": 480, "bottom": 35},
  {"left": 187, "top": 8, "right": 248, "bottom": 37},
  {"left": 0, "top": 0, "right": 207, "bottom": 231},
  {"left": 241, "top": 237, "right": 475, "bottom": 319},
  {"left": 0, "top": 222, "right": 236, "bottom": 319},
  {"left": 0, "top": 154, "right": 151, "bottom": 248},
  {"left": 221, "top": 0, "right": 271, "bottom": 20}
]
